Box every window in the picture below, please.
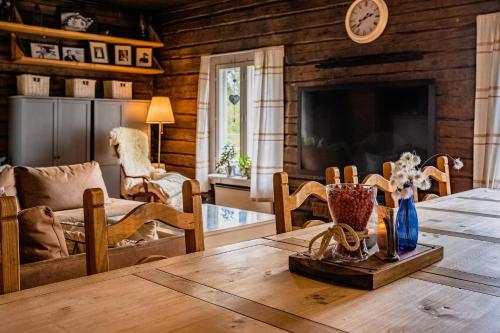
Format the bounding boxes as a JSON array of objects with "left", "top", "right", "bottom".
[{"left": 209, "top": 53, "right": 255, "bottom": 173}]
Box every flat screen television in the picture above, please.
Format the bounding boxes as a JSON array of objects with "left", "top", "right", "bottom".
[{"left": 298, "top": 80, "right": 435, "bottom": 178}]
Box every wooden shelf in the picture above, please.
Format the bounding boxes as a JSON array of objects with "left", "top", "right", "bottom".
[
  {"left": 0, "top": 21, "right": 164, "bottom": 48},
  {"left": 13, "top": 56, "right": 164, "bottom": 75}
]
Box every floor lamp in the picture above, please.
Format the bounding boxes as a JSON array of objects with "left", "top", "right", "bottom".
[{"left": 146, "top": 96, "right": 175, "bottom": 164}]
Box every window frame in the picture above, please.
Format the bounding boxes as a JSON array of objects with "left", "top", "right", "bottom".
[{"left": 208, "top": 52, "right": 254, "bottom": 174}]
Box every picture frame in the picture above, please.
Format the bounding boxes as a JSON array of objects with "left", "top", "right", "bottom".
[
  {"left": 136, "top": 47, "right": 153, "bottom": 67},
  {"left": 30, "top": 43, "right": 60, "bottom": 60},
  {"left": 62, "top": 47, "right": 85, "bottom": 63},
  {"left": 114, "top": 45, "right": 132, "bottom": 66},
  {"left": 89, "top": 41, "right": 109, "bottom": 64}
]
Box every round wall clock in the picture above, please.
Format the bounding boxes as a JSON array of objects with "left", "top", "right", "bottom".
[{"left": 345, "top": 0, "right": 389, "bottom": 44}]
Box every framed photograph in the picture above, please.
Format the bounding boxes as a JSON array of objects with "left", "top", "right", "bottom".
[
  {"left": 62, "top": 47, "right": 85, "bottom": 62},
  {"left": 114, "top": 45, "right": 132, "bottom": 66},
  {"left": 30, "top": 43, "right": 60, "bottom": 60},
  {"left": 136, "top": 47, "right": 153, "bottom": 67},
  {"left": 89, "top": 42, "right": 109, "bottom": 64}
]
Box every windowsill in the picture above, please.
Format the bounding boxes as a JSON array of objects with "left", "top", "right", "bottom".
[{"left": 208, "top": 173, "right": 250, "bottom": 187}]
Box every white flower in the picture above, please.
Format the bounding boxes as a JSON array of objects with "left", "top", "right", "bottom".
[
  {"left": 394, "top": 160, "right": 407, "bottom": 171},
  {"left": 394, "top": 171, "right": 408, "bottom": 185},
  {"left": 400, "top": 152, "right": 413, "bottom": 162},
  {"left": 412, "top": 154, "right": 421, "bottom": 166},
  {"left": 419, "top": 177, "right": 431, "bottom": 190},
  {"left": 389, "top": 178, "right": 398, "bottom": 189},
  {"left": 453, "top": 158, "right": 464, "bottom": 170}
]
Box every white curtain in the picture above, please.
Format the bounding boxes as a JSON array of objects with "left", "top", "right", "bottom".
[
  {"left": 195, "top": 56, "right": 210, "bottom": 192},
  {"left": 250, "top": 46, "right": 285, "bottom": 201},
  {"left": 473, "top": 12, "right": 500, "bottom": 188}
]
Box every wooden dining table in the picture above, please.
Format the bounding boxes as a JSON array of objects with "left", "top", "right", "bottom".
[{"left": 1, "top": 188, "right": 500, "bottom": 332}]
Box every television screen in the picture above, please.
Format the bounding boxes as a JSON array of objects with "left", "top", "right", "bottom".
[{"left": 299, "top": 80, "right": 435, "bottom": 178}]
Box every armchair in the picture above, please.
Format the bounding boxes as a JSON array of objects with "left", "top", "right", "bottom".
[{"left": 109, "top": 127, "right": 188, "bottom": 209}]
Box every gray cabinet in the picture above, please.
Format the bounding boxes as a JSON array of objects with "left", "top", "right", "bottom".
[{"left": 9, "top": 97, "right": 90, "bottom": 167}]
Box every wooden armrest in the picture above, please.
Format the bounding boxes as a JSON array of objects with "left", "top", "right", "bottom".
[{"left": 152, "top": 163, "right": 166, "bottom": 170}]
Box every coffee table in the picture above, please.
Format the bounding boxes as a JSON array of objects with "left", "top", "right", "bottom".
[{"left": 158, "top": 204, "right": 276, "bottom": 248}]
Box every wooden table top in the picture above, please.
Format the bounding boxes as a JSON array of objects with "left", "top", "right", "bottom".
[{"left": 2, "top": 188, "right": 500, "bottom": 332}]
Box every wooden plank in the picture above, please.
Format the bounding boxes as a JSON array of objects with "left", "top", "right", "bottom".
[
  {"left": 419, "top": 226, "right": 500, "bottom": 244},
  {"left": 412, "top": 271, "right": 500, "bottom": 298},
  {"left": 0, "top": 238, "right": 269, "bottom": 305},
  {"left": 136, "top": 269, "right": 344, "bottom": 333},
  {"left": 0, "top": 21, "right": 164, "bottom": 47},
  {"left": 158, "top": 244, "right": 500, "bottom": 332},
  {"left": 0, "top": 274, "right": 284, "bottom": 332}
]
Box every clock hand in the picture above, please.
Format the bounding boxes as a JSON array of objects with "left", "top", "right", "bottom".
[{"left": 356, "top": 12, "right": 374, "bottom": 27}]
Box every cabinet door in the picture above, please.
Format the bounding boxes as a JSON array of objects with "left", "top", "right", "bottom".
[
  {"left": 93, "top": 100, "right": 122, "bottom": 165},
  {"left": 122, "top": 101, "right": 150, "bottom": 138},
  {"left": 100, "top": 164, "right": 121, "bottom": 198},
  {"left": 56, "top": 99, "right": 91, "bottom": 166},
  {"left": 17, "top": 98, "right": 56, "bottom": 167}
]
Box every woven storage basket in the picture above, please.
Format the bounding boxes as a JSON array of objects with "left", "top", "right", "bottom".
[
  {"left": 103, "top": 81, "right": 132, "bottom": 99},
  {"left": 17, "top": 74, "right": 50, "bottom": 96},
  {"left": 65, "top": 79, "right": 96, "bottom": 98}
]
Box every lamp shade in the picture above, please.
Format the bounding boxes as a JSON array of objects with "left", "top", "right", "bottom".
[{"left": 146, "top": 96, "right": 175, "bottom": 124}]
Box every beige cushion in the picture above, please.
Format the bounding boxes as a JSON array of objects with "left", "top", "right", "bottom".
[
  {"left": 18, "top": 206, "right": 69, "bottom": 264},
  {"left": 15, "top": 161, "right": 110, "bottom": 211}
]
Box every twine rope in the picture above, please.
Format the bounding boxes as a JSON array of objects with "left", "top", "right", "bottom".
[{"left": 308, "top": 223, "right": 369, "bottom": 260}]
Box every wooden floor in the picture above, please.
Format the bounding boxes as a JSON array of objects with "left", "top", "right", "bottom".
[{"left": 1, "top": 188, "right": 500, "bottom": 332}]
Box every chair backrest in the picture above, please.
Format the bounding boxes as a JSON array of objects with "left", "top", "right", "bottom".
[
  {"left": 343, "top": 165, "right": 359, "bottom": 184},
  {"left": 0, "top": 196, "right": 20, "bottom": 294},
  {"left": 421, "top": 156, "right": 451, "bottom": 199},
  {"left": 109, "top": 127, "right": 152, "bottom": 177},
  {"left": 84, "top": 179, "right": 204, "bottom": 275},
  {"left": 325, "top": 167, "right": 341, "bottom": 185},
  {"left": 273, "top": 172, "right": 327, "bottom": 234}
]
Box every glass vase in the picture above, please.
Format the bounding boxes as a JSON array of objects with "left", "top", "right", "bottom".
[
  {"left": 327, "top": 183, "right": 377, "bottom": 262},
  {"left": 397, "top": 193, "right": 419, "bottom": 251}
]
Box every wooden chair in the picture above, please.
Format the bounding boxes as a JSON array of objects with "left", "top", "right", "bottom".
[
  {"left": 344, "top": 162, "right": 399, "bottom": 208},
  {"left": 421, "top": 156, "right": 451, "bottom": 201},
  {"left": 273, "top": 172, "right": 327, "bottom": 234},
  {"left": 0, "top": 196, "right": 20, "bottom": 294},
  {"left": 84, "top": 179, "right": 204, "bottom": 275}
]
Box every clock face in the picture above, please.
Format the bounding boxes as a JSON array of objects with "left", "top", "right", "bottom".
[
  {"left": 345, "top": 0, "right": 388, "bottom": 43},
  {"left": 349, "top": 0, "right": 380, "bottom": 37}
]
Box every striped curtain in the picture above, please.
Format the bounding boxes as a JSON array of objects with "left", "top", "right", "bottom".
[
  {"left": 251, "top": 46, "right": 285, "bottom": 201},
  {"left": 474, "top": 12, "right": 500, "bottom": 188},
  {"left": 195, "top": 56, "right": 210, "bottom": 192}
]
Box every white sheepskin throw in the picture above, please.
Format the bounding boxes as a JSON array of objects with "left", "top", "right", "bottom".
[{"left": 109, "top": 127, "right": 153, "bottom": 177}]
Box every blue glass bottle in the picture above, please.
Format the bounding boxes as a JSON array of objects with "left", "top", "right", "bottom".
[{"left": 397, "top": 184, "right": 419, "bottom": 251}]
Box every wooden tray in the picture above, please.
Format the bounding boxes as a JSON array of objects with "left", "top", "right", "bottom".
[{"left": 289, "top": 243, "right": 443, "bottom": 290}]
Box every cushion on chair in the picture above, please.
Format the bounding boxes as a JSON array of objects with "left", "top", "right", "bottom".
[
  {"left": 15, "top": 161, "right": 110, "bottom": 211},
  {"left": 147, "top": 172, "right": 189, "bottom": 210},
  {"left": 18, "top": 206, "right": 69, "bottom": 264},
  {"left": 109, "top": 127, "right": 153, "bottom": 177}
]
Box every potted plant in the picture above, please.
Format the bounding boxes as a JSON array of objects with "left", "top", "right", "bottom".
[
  {"left": 238, "top": 155, "right": 252, "bottom": 179},
  {"left": 216, "top": 143, "right": 236, "bottom": 177}
]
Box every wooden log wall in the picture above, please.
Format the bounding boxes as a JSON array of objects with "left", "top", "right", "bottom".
[
  {"left": 0, "top": 0, "right": 154, "bottom": 160},
  {"left": 156, "top": 0, "right": 500, "bottom": 192}
]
